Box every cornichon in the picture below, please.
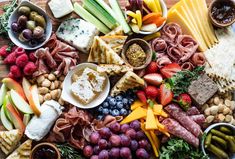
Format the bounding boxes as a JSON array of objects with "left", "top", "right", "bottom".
[
  {"left": 207, "top": 144, "right": 229, "bottom": 159},
  {"left": 225, "top": 136, "right": 235, "bottom": 153},
  {"left": 220, "top": 126, "right": 233, "bottom": 135},
  {"left": 211, "top": 135, "right": 227, "bottom": 149},
  {"left": 204, "top": 133, "right": 212, "bottom": 148},
  {"left": 211, "top": 129, "right": 227, "bottom": 139}
]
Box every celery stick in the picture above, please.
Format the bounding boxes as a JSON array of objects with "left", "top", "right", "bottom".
[
  {"left": 94, "top": 0, "right": 119, "bottom": 23},
  {"left": 109, "top": 0, "right": 131, "bottom": 34},
  {"left": 74, "top": 2, "right": 110, "bottom": 34},
  {"left": 83, "top": 0, "right": 117, "bottom": 29}
]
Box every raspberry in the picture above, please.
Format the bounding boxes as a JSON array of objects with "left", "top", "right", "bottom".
[
  {"left": 0, "top": 45, "right": 8, "bottom": 57},
  {"left": 4, "top": 52, "right": 16, "bottom": 65},
  {"left": 16, "top": 54, "right": 29, "bottom": 68},
  {"left": 7, "top": 72, "right": 15, "bottom": 79},
  {"left": 10, "top": 65, "right": 22, "bottom": 78},
  {"left": 28, "top": 52, "right": 37, "bottom": 62},
  {"left": 15, "top": 47, "right": 25, "bottom": 56},
  {"left": 23, "top": 62, "right": 37, "bottom": 76}
]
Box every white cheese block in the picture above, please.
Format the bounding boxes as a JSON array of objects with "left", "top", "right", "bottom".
[
  {"left": 48, "top": 0, "right": 74, "bottom": 18},
  {"left": 56, "top": 18, "right": 99, "bottom": 53}
]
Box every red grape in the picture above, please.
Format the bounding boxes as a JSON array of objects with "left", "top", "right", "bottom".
[
  {"left": 109, "top": 122, "right": 121, "bottom": 133},
  {"left": 138, "top": 139, "right": 148, "bottom": 148},
  {"left": 109, "top": 147, "right": 120, "bottom": 158},
  {"left": 120, "top": 147, "right": 131, "bottom": 158},
  {"left": 125, "top": 128, "right": 136, "bottom": 139},
  {"left": 93, "top": 145, "right": 100, "bottom": 155},
  {"left": 109, "top": 135, "right": 121, "bottom": 147},
  {"left": 130, "top": 120, "right": 141, "bottom": 131},
  {"left": 120, "top": 134, "right": 131, "bottom": 147},
  {"left": 120, "top": 124, "right": 130, "bottom": 133},
  {"left": 136, "top": 148, "right": 149, "bottom": 159},
  {"left": 98, "top": 139, "right": 108, "bottom": 150},
  {"left": 90, "top": 132, "right": 101, "bottom": 144},
  {"left": 136, "top": 131, "right": 145, "bottom": 141},
  {"left": 98, "top": 150, "right": 109, "bottom": 159},
  {"left": 91, "top": 155, "right": 99, "bottom": 159},
  {"left": 99, "top": 127, "right": 111, "bottom": 139},
  {"left": 130, "top": 140, "right": 139, "bottom": 151},
  {"left": 83, "top": 145, "right": 93, "bottom": 157}
]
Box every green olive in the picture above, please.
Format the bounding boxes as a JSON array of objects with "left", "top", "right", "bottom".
[
  {"left": 33, "top": 26, "right": 44, "bottom": 39},
  {"left": 26, "top": 20, "right": 36, "bottom": 31},
  {"left": 34, "top": 15, "right": 46, "bottom": 29},
  {"left": 18, "top": 6, "right": 31, "bottom": 15},
  {"left": 29, "top": 11, "right": 38, "bottom": 20}
]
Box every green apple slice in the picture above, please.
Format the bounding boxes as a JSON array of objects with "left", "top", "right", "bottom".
[
  {"left": 0, "top": 84, "right": 7, "bottom": 107},
  {"left": 1, "top": 107, "right": 13, "bottom": 130},
  {"left": 23, "top": 114, "right": 31, "bottom": 126},
  {"left": 3, "top": 94, "right": 12, "bottom": 122},
  {"left": 10, "top": 89, "right": 33, "bottom": 114},
  {"left": 22, "top": 77, "right": 31, "bottom": 100}
]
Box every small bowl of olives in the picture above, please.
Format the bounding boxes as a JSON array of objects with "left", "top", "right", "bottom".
[{"left": 8, "top": 1, "right": 52, "bottom": 50}]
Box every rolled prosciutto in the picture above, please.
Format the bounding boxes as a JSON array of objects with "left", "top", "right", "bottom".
[
  {"left": 162, "top": 118, "right": 199, "bottom": 147},
  {"left": 164, "top": 104, "right": 202, "bottom": 137}
]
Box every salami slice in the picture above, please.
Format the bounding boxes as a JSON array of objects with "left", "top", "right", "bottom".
[
  {"left": 189, "top": 115, "right": 205, "bottom": 126},
  {"left": 162, "top": 118, "right": 199, "bottom": 147},
  {"left": 186, "top": 107, "right": 201, "bottom": 116},
  {"left": 164, "top": 104, "right": 202, "bottom": 137}
]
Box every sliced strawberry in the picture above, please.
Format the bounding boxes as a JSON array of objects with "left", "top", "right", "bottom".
[
  {"left": 145, "top": 85, "right": 158, "bottom": 99},
  {"left": 136, "top": 90, "right": 147, "bottom": 104},
  {"left": 145, "top": 61, "right": 158, "bottom": 74},
  {"left": 160, "top": 63, "right": 181, "bottom": 78},
  {"left": 144, "top": 73, "right": 163, "bottom": 86},
  {"left": 160, "top": 83, "right": 173, "bottom": 106}
]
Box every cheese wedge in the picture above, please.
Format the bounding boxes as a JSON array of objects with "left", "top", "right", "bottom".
[
  {"left": 100, "top": 36, "right": 127, "bottom": 55},
  {"left": 6, "top": 139, "right": 32, "bottom": 159},
  {"left": 0, "top": 129, "right": 22, "bottom": 155},
  {"left": 168, "top": 9, "right": 207, "bottom": 51},
  {"left": 88, "top": 36, "right": 124, "bottom": 65},
  {"left": 97, "top": 64, "right": 133, "bottom": 76},
  {"left": 110, "top": 71, "right": 145, "bottom": 96}
]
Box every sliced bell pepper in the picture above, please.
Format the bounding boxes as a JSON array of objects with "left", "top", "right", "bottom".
[
  {"left": 135, "top": 10, "right": 142, "bottom": 29},
  {"left": 143, "top": 32, "right": 161, "bottom": 41}
]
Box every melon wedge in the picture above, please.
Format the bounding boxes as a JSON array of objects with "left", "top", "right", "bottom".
[
  {"left": 28, "top": 85, "right": 41, "bottom": 116},
  {"left": 10, "top": 90, "right": 33, "bottom": 114}
]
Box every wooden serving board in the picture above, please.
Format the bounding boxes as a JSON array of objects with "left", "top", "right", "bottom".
[{"left": 0, "top": 0, "right": 212, "bottom": 80}]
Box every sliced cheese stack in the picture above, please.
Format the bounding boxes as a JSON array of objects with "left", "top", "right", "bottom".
[
  {"left": 6, "top": 139, "right": 32, "bottom": 159},
  {"left": 0, "top": 129, "right": 22, "bottom": 155},
  {"left": 110, "top": 71, "right": 145, "bottom": 96},
  {"left": 168, "top": 0, "right": 218, "bottom": 51}
]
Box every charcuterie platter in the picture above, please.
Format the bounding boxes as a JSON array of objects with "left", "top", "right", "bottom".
[{"left": 0, "top": 0, "right": 234, "bottom": 159}]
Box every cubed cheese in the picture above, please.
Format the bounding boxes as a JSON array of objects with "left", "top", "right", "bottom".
[
  {"left": 48, "top": 0, "right": 74, "bottom": 18},
  {"left": 56, "top": 19, "right": 99, "bottom": 53}
]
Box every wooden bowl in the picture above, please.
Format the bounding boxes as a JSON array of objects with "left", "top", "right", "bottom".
[
  {"left": 208, "top": 0, "right": 235, "bottom": 28},
  {"left": 121, "top": 38, "right": 152, "bottom": 70},
  {"left": 30, "top": 142, "right": 61, "bottom": 159}
]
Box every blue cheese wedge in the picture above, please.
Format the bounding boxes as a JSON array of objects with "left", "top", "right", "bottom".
[
  {"left": 56, "top": 19, "right": 99, "bottom": 53},
  {"left": 48, "top": 0, "right": 74, "bottom": 18}
]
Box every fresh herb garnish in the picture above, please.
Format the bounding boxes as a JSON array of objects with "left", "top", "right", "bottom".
[
  {"left": 160, "top": 138, "right": 208, "bottom": 159},
  {"left": 167, "top": 66, "right": 204, "bottom": 97},
  {"left": 56, "top": 144, "right": 85, "bottom": 159},
  {"left": 0, "top": 0, "right": 17, "bottom": 37}
]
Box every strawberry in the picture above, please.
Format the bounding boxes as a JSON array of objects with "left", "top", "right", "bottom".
[
  {"left": 136, "top": 90, "right": 147, "bottom": 104},
  {"left": 145, "top": 86, "right": 158, "bottom": 99},
  {"left": 145, "top": 61, "right": 158, "bottom": 74},
  {"left": 160, "top": 63, "right": 181, "bottom": 78},
  {"left": 176, "top": 93, "right": 192, "bottom": 111},
  {"left": 144, "top": 73, "right": 163, "bottom": 86},
  {"left": 160, "top": 83, "right": 173, "bottom": 106}
]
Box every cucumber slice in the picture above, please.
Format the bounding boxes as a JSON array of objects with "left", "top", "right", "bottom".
[{"left": 74, "top": 2, "right": 110, "bottom": 34}]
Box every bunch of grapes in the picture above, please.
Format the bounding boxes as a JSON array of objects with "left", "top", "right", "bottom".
[
  {"left": 83, "top": 120, "right": 152, "bottom": 159},
  {"left": 95, "top": 90, "right": 137, "bottom": 119}
]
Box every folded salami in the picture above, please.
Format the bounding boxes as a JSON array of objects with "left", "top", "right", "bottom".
[
  {"left": 162, "top": 118, "right": 199, "bottom": 147},
  {"left": 164, "top": 104, "right": 202, "bottom": 137}
]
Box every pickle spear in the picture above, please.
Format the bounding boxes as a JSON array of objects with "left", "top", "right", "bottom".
[
  {"left": 207, "top": 144, "right": 229, "bottom": 159},
  {"left": 211, "top": 135, "right": 227, "bottom": 149},
  {"left": 220, "top": 126, "right": 233, "bottom": 135},
  {"left": 204, "top": 133, "right": 212, "bottom": 148}
]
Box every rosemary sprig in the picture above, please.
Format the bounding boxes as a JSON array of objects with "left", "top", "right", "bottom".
[{"left": 56, "top": 144, "right": 85, "bottom": 159}]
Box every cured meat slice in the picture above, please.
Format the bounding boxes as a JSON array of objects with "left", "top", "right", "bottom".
[
  {"left": 151, "top": 38, "right": 167, "bottom": 52},
  {"left": 181, "top": 62, "right": 194, "bottom": 71},
  {"left": 191, "top": 52, "right": 206, "bottom": 66},
  {"left": 161, "top": 23, "right": 182, "bottom": 45},
  {"left": 167, "top": 46, "right": 182, "bottom": 62},
  {"left": 162, "top": 118, "right": 199, "bottom": 147},
  {"left": 189, "top": 115, "right": 205, "bottom": 126},
  {"left": 164, "top": 104, "right": 202, "bottom": 137},
  {"left": 186, "top": 107, "right": 201, "bottom": 116},
  {"left": 156, "top": 53, "right": 172, "bottom": 67}
]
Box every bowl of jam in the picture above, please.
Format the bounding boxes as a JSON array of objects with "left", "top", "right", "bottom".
[
  {"left": 31, "top": 143, "right": 61, "bottom": 159},
  {"left": 209, "top": 0, "right": 235, "bottom": 27}
]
